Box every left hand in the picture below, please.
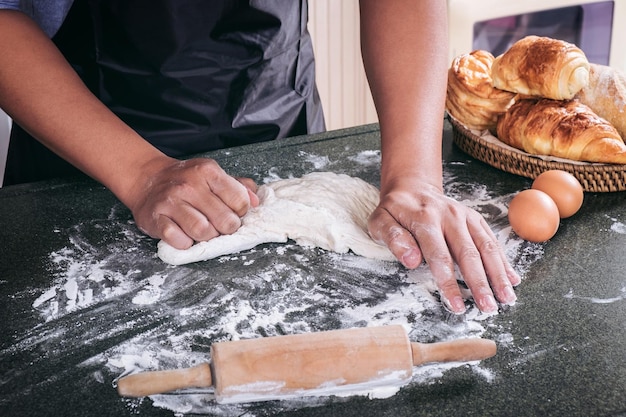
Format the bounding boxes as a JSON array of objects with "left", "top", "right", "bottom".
[{"left": 368, "top": 178, "right": 521, "bottom": 314}]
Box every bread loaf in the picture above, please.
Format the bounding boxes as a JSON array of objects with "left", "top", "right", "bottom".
[
  {"left": 491, "top": 36, "right": 590, "bottom": 100},
  {"left": 496, "top": 98, "right": 626, "bottom": 164},
  {"left": 446, "top": 50, "right": 516, "bottom": 132},
  {"left": 575, "top": 63, "right": 626, "bottom": 139}
]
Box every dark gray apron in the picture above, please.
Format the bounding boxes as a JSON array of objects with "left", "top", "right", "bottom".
[{"left": 4, "top": 0, "right": 325, "bottom": 185}]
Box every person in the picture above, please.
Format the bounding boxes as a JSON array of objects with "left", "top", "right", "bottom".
[{"left": 0, "top": 0, "right": 520, "bottom": 314}]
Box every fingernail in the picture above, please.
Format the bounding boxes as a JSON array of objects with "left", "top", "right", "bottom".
[
  {"left": 401, "top": 249, "right": 421, "bottom": 269},
  {"left": 502, "top": 286, "right": 517, "bottom": 305},
  {"left": 511, "top": 275, "right": 522, "bottom": 286},
  {"left": 443, "top": 295, "right": 466, "bottom": 314},
  {"left": 481, "top": 295, "right": 498, "bottom": 313}
]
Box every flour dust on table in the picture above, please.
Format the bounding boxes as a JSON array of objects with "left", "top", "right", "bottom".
[{"left": 9, "top": 152, "right": 549, "bottom": 417}]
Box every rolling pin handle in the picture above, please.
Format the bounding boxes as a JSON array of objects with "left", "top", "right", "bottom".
[
  {"left": 117, "top": 363, "right": 213, "bottom": 397},
  {"left": 411, "top": 338, "right": 497, "bottom": 366}
]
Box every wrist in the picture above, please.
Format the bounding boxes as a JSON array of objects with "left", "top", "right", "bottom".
[
  {"left": 107, "top": 151, "right": 178, "bottom": 213},
  {"left": 379, "top": 150, "right": 443, "bottom": 194}
]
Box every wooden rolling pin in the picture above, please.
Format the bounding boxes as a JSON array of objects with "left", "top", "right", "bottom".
[{"left": 117, "top": 325, "right": 496, "bottom": 404}]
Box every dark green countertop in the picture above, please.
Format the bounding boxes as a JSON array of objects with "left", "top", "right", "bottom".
[{"left": 1, "top": 120, "right": 625, "bottom": 417}]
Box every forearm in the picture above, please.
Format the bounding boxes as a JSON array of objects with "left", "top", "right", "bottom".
[
  {"left": 359, "top": 0, "right": 448, "bottom": 191},
  {"left": 0, "top": 10, "right": 168, "bottom": 208}
]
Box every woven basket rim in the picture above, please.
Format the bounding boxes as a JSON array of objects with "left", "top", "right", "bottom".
[{"left": 449, "top": 116, "right": 626, "bottom": 192}]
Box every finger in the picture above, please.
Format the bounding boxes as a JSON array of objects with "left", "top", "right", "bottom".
[
  {"left": 161, "top": 201, "right": 221, "bottom": 244},
  {"left": 208, "top": 174, "right": 256, "bottom": 219},
  {"left": 447, "top": 222, "right": 500, "bottom": 313},
  {"left": 236, "top": 177, "right": 260, "bottom": 207},
  {"left": 496, "top": 237, "right": 522, "bottom": 287},
  {"left": 167, "top": 166, "right": 247, "bottom": 236},
  {"left": 368, "top": 207, "right": 423, "bottom": 268},
  {"left": 247, "top": 188, "right": 260, "bottom": 207},
  {"left": 186, "top": 192, "right": 241, "bottom": 237},
  {"left": 506, "top": 263, "right": 522, "bottom": 287},
  {"left": 236, "top": 177, "right": 258, "bottom": 193},
  {"left": 477, "top": 217, "right": 521, "bottom": 294},
  {"left": 156, "top": 214, "right": 195, "bottom": 250},
  {"left": 414, "top": 226, "right": 468, "bottom": 314},
  {"left": 134, "top": 201, "right": 205, "bottom": 249}
]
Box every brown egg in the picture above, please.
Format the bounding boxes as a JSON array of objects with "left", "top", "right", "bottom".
[
  {"left": 532, "top": 170, "right": 584, "bottom": 218},
  {"left": 508, "top": 189, "right": 560, "bottom": 242}
]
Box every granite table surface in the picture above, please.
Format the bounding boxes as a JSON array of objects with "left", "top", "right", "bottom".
[{"left": 1, "top": 120, "right": 625, "bottom": 417}]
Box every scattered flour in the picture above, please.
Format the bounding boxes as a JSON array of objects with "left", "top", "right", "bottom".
[
  {"left": 348, "top": 150, "right": 381, "bottom": 166},
  {"left": 132, "top": 274, "right": 168, "bottom": 305},
  {"left": 564, "top": 287, "right": 626, "bottom": 304},
  {"left": 299, "top": 151, "right": 331, "bottom": 170},
  {"left": 609, "top": 217, "right": 626, "bottom": 234},
  {"left": 11, "top": 152, "right": 554, "bottom": 416}
]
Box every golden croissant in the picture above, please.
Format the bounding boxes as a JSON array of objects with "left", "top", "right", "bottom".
[
  {"left": 496, "top": 98, "right": 626, "bottom": 164},
  {"left": 491, "top": 36, "right": 590, "bottom": 100},
  {"left": 446, "top": 50, "right": 516, "bottom": 132}
]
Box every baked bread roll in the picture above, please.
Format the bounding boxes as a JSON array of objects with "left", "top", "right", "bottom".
[
  {"left": 496, "top": 98, "right": 626, "bottom": 164},
  {"left": 575, "top": 63, "right": 626, "bottom": 139},
  {"left": 446, "top": 50, "right": 516, "bottom": 132},
  {"left": 491, "top": 36, "right": 590, "bottom": 100}
]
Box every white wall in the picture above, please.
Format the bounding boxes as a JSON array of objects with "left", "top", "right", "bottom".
[{"left": 308, "top": 0, "right": 378, "bottom": 131}]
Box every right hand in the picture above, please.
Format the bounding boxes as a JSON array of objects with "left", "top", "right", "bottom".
[{"left": 128, "top": 156, "right": 259, "bottom": 249}]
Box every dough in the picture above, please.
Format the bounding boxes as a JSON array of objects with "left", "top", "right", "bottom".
[{"left": 157, "top": 172, "right": 396, "bottom": 265}]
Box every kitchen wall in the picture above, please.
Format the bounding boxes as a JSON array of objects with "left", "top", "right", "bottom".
[{"left": 308, "top": 0, "right": 378, "bottom": 131}]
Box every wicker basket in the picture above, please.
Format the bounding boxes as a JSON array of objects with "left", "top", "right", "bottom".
[{"left": 449, "top": 117, "right": 626, "bottom": 192}]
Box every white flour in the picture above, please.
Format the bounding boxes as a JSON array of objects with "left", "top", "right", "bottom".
[
  {"left": 608, "top": 215, "right": 626, "bottom": 234},
  {"left": 564, "top": 287, "right": 626, "bottom": 304},
  {"left": 18, "top": 152, "right": 553, "bottom": 416}
]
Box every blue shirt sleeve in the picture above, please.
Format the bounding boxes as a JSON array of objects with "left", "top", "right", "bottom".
[
  {"left": 0, "top": 0, "right": 74, "bottom": 37},
  {"left": 0, "top": 0, "right": 20, "bottom": 10}
]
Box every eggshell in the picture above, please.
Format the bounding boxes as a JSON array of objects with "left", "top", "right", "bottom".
[
  {"left": 508, "top": 189, "right": 560, "bottom": 242},
  {"left": 532, "top": 170, "right": 584, "bottom": 218}
]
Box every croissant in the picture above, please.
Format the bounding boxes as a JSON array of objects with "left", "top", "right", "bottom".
[
  {"left": 575, "top": 63, "right": 626, "bottom": 139},
  {"left": 496, "top": 98, "right": 626, "bottom": 164},
  {"left": 446, "top": 50, "right": 516, "bottom": 132},
  {"left": 491, "top": 36, "right": 590, "bottom": 100}
]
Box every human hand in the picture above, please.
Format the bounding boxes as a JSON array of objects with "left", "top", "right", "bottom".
[
  {"left": 127, "top": 157, "right": 259, "bottom": 250},
  {"left": 368, "top": 179, "right": 521, "bottom": 314}
]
